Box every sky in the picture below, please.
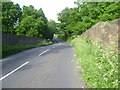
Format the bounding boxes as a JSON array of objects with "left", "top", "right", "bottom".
[{"left": 11, "top": 0, "right": 77, "bottom": 22}]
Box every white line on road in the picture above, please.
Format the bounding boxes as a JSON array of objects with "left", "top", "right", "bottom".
[
  {"left": 0, "top": 61, "right": 29, "bottom": 81},
  {"left": 39, "top": 49, "right": 50, "bottom": 56}
]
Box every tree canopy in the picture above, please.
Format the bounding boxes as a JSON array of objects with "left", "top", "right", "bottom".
[
  {"left": 2, "top": 2, "right": 22, "bottom": 33},
  {"left": 2, "top": 2, "right": 120, "bottom": 39},
  {"left": 57, "top": 2, "right": 120, "bottom": 39},
  {"left": 2, "top": 2, "right": 56, "bottom": 39}
]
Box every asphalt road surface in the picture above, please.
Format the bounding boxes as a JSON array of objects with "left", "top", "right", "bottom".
[{"left": 1, "top": 40, "right": 84, "bottom": 88}]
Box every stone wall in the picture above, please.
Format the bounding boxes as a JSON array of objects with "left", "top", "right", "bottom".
[
  {"left": 2, "top": 33, "right": 41, "bottom": 45},
  {"left": 83, "top": 19, "right": 120, "bottom": 49}
]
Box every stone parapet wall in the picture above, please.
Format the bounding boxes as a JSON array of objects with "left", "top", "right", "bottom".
[
  {"left": 83, "top": 19, "right": 119, "bottom": 49},
  {"left": 2, "top": 33, "right": 41, "bottom": 45}
]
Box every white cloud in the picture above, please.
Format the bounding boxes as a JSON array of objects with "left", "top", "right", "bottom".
[{"left": 11, "top": 0, "right": 77, "bottom": 22}]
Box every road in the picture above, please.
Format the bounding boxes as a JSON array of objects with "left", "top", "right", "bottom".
[{"left": 1, "top": 40, "right": 84, "bottom": 88}]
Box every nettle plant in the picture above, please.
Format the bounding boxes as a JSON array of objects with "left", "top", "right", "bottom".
[
  {"left": 71, "top": 35, "right": 118, "bottom": 88},
  {"left": 91, "top": 38, "right": 118, "bottom": 88}
]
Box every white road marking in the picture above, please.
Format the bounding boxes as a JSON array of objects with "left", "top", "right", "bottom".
[
  {"left": 39, "top": 49, "right": 50, "bottom": 56},
  {"left": 0, "top": 61, "right": 29, "bottom": 81},
  {"left": 0, "top": 43, "right": 62, "bottom": 62},
  {"left": 0, "top": 43, "right": 62, "bottom": 80}
]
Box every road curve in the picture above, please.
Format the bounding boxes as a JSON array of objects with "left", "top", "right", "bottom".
[{"left": 1, "top": 42, "right": 84, "bottom": 88}]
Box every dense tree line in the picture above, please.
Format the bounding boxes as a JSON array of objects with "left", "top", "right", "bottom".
[
  {"left": 2, "top": 2, "right": 120, "bottom": 40},
  {"left": 57, "top": 2, "right": 120, "bottom": 39},
  {"left": 2, "top": 2, "right": 56, "bottom": 39}
]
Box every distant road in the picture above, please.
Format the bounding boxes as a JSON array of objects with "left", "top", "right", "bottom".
[{"left": 1, "top": 39, "right": 84, "bottom": 88}]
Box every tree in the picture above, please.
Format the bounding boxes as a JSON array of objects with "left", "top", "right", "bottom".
[
  {"left": 2, "top": 2, "right": 56, "bottom": 39},
  {"left": 2, "top": 2, "right": 22, "bottom": 33},
  {"left": 57, "top": 2, "right": 120, "bottom": 39},
  {"left": 45, "top": 20, "right": 57, "bottom": 39},
  {"left": 57, "top": 7, "right": 75, "bottom": 38},
  {"left": 15, "top": 5, "right": 48, "bottom": 38},
  {"left": 99, "top": 2, "right": 120, "bottom": 21}
]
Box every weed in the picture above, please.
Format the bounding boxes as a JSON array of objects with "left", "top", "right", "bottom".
[
  {"left": 69, "top": 36, "right": 118, "bottom": 88},
  {"left": 2, "top": 40, "right": 53, "bottom": 58}
]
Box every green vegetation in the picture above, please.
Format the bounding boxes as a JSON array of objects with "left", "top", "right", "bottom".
[
  {"left": 1, "top": 1, "right": 119, "bottom": 88},
  {"left": 69, "top": 36, "right": 118, "bottom": 88},
  {"left": 56, "top": 2, "right": 119, "bottom": 88},
  {"left": 54, "top": 34, "right": 67, "bottom": 41},
  {"left": 57, "top": 2, "right": 120, "bottom": 38},
  {"left": 2, "top": 2, "right": 56, "bottom": 57},
  {"left": 2, "top": 2, "right": 56, "bottom": 39},
  {"left": 2, "top": 40, "right": 53, "bottom": 57},
  {"left": 36, "top": 40, "right": 53, "bottom": 47},
  {"left": 2, "top": 2, "right": 22, "bottom": 33}
]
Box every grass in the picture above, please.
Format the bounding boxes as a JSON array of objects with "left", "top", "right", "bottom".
[
  {"left": 69, "top": 36, "right": 118, "bottom": 88},
  {"left": 2, "top": 40, "right": 53, "bottom": 58}
]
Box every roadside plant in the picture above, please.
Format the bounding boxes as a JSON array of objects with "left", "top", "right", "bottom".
[{"left": 70, "top": 36, "right": 118, "bottom": 88}]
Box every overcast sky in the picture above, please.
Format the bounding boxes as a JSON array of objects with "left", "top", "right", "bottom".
[{"left": 11, "top": 0, "right": 77, "bottom": 22}]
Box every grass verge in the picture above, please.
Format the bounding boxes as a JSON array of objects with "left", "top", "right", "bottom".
[
  {"left": 69, "top": 36, "right": 118, "bottom": 88},
  {"left": 2, "top": 40, "right": 53, "bottom": 58}
]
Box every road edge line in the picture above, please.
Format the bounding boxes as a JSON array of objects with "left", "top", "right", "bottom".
[{"left": 0, "top": 61, "right": 29, "bottom": 81}]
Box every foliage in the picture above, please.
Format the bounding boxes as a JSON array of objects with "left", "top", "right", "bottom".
[
  {"left": 2, "top": 2, "right": 22, "bottom": 33},
  {"left": 45, "top": 20, "right": 57, "bottom": 39},
  {"left": 2, "top": 44, "right": 35, "bottom": 57},
  {"left": 2, "top": 2, "right": 57, "bottom": 39},
  {"left": 15, "top": 6, "right": 48, "bottom": 38},
  {"left": 57, "top": 2, "right": 120, "bottom": 39},
  {"left": 36, "top": 40, "right": 53, "bottom": 47},
  {"left": 54, "top": 34, "right": 67, "bottom": 41},
  {"left": 69, "top": 36, "right": 118, "bottom": 88},
  {"left": 2, "top": 40, "right": 53, "bottom": 57}
]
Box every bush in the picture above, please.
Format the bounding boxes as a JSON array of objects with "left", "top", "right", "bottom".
[
  {"left": 69, "top": 36, "right": 118, "bottom": 88},
  {"left": 55, "top": 34, "right": 67, "bottom": 41}
]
